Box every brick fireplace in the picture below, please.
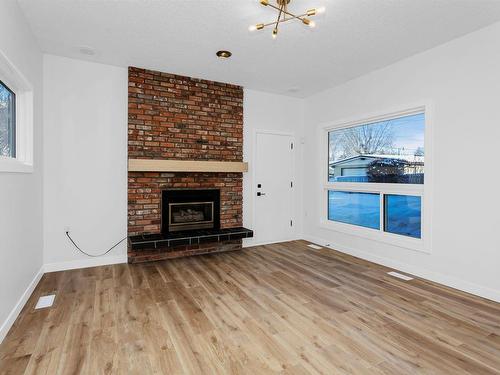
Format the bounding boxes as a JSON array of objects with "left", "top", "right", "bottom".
[{"left": 127, "top": 67, "right": 252, "bottom": 262}]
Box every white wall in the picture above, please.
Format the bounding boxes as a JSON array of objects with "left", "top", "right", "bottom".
[
  {"left": 0, "top": 0, "right": 43, "bottom": 342},
  {"left": 302, "top": 22, "right": 500, "bottom": 302},
  {"left": 43, "top": 55, "right": 128, "bottom": 271},
  {"left": 243, "top": 89, "right": 304, "bottom": 246}
]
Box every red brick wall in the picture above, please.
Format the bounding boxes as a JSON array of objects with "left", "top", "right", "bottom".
[{"left": 128, "top": 67, "right": 243, "bottom": 236}]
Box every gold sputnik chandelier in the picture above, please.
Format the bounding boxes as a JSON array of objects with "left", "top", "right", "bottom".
[{"left": 249, "top": 0, "right": 325, "bottom": 39}]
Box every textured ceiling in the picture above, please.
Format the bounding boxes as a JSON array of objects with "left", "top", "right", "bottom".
[{"left": 17, "top": 0, "right": 500, "bottom": 97}]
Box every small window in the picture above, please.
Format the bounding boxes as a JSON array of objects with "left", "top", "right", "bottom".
[
  {"left": 328, "top": 190, "right": 380, "bottom": 230},
  {"left": 384, "top": 194, "right": 421, "bottom": 238},
  {"left": 0, "top": 80, "right": 16, "bottom": 158}
]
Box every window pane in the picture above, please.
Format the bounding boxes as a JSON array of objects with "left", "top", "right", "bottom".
[
  {"left": 384, "top": 194, "right": 421, "bottom": 238},
  {"left": 328, "top": 191, "right": 380, "bottom": 229},
  {"left": 0, "top": 81, "right": 15, "bottom": 158},
  {"left": 328, "top": 113, "right": 424, "bottom": 183}
]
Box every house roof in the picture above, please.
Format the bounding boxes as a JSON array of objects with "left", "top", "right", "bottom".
[{"left": 330, "top": 154, "right": 424, "bottom": 166}]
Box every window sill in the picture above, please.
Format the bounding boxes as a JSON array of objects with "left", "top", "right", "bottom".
[
  {"left": 319, "top": 219, "right": 430, "bottom": 254},
  {"left": 0, "top": 156, "right": 33, "bottom": 173}
]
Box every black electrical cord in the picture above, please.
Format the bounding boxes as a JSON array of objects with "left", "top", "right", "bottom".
[{"left": 65, "top": 231, "right": 127, "bottom": 258}]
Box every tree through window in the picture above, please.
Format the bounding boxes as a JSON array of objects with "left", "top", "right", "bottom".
[{"left": 0, "top": 80, "right": 16, "bottom": 158}]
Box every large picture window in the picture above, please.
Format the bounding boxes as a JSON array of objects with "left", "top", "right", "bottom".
[
  {"left": 328, "top": 113, "right": 424, "bottom": 183},
  {"left": 324, "top": 109, "right": 426, "bottom": 245}
]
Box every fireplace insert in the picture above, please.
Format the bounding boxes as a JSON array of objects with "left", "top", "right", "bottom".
[{"left": 162, "top": 189, "right": 220, "bottom": 234}]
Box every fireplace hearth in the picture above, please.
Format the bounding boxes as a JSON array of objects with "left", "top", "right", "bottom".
[{"left": 128, "top": 187, "right": 252, "bottom": 263}]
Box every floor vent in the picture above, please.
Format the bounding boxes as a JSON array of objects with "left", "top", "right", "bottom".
[
  {"left": 387, "top": 271, "right": 414, "bottom": 281},
  {"left": 307, "top": 244, "right": 323, "bottom": 250},
  {"left": 35, "top": 294, "right": 56, "bottom": 309}
]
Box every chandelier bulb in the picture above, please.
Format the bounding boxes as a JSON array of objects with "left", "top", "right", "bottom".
[
  {"left": 316, "top": 6, "right": 326, "bottom": 14},
  {"left": 309, "top": 20, "right": 316, "bottom": 28}
]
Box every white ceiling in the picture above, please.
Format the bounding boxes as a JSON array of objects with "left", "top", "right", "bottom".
[{"left": 17, "top": 0, "right": 500, "bottom": 97}]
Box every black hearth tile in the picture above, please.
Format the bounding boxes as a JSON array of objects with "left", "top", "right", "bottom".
[
  {"left": 128, "top": 235, "right": 146, "bottom": 243},
  {"left": 140, "top": 233, "right": 163, "bottom": 241},
  {"left": 198, "top": 235, "right": 219, "bottom": 244},
  {"left": 131, "top": 242, "right": 156, "bottom": 250},
  {"left": 169, "top": 231, "right": 199, "bottom": 240},
  {"left": 155, "top": 240, "right": 171, "bottom": 249},
  {"left": 218, "top": 234, "right": 230, "bottom": 241},
  {"left": 229, "top": 232, "right": 247, "bottom": 240},
  {"left": 169, "top": 238, "right": 190, "bottom": 247}
]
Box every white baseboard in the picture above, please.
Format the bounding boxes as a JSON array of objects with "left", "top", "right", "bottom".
[
  {"left": 0, "top": 266, "right": 44, "bottom": 344},
  {"left": 302, "top": 234, "right": 500, "bottom": 303},
  {"left": 243, "top": 236, "right": 301, "bottom": 248},
  {"left": 44, "top": 254, "right": 127, "bottom": 273}
]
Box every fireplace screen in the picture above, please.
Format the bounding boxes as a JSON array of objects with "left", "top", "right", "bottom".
[
  {"left": 162, "top": 189, "right": 220, "bottom": 234},
  {"left": 168, "top": 201, "right": 214, "bottom": 232}
]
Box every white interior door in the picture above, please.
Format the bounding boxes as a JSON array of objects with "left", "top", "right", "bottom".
[{"left": 254, "top": 131, "right": 294, "bottom": 244}]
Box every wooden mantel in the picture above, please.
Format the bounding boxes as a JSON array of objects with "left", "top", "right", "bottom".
[{"left": 128, "top": 159, "right": 248, "bottom": 173}]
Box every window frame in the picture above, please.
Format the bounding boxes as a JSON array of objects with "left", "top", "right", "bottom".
[
  {"left": 0, "top": 49, "right": 34, "bottom": 173},
  {"left": 319, "top": 105, "right": 433, "bottom": 253}
]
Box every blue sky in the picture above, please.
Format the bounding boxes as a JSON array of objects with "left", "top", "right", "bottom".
[
  {"left": 383, "top": 113, "right": 425, "bottom": 154},
  {"left": 329, "top": 112, "right": 425, "bottom": 160}
]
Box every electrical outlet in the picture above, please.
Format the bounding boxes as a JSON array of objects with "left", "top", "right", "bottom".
[{"left": 64, "top": 226, "right": 70, "bottom": 234}]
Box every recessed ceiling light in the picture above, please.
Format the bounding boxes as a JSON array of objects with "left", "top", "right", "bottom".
[
  {"left": 216, "top": 50, "right": 232, "bottom": 59},
  {"left": 79, "top": 46, "right": 96, "bottom": 56}
]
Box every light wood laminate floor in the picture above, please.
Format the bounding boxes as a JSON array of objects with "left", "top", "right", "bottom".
[{"left": 1, "top": 240, "right": 500, "bottom": 374}]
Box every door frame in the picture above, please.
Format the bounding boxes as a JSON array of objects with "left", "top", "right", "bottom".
[{"left": 251, "top": 129, "right": 296, "bottom": 246}]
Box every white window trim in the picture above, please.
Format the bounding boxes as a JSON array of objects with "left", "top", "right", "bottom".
[
  {"left": 319, "top": 104, "right": 433, "bottom": 254},
  {"left": 0, "top": 49, "right": 34, "bottom": 173}
]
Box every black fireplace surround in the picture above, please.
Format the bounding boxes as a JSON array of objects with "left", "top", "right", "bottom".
[{"left": 162, "top": 189, "right": 220, "bottom": 234}]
